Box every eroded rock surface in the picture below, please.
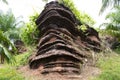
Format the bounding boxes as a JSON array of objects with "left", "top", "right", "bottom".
[{"left": 29, "top": 1, "right": 101, "bottom": 75}]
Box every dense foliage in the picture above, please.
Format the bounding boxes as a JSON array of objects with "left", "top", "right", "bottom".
[
  {"left": 0, "top": 30, "right": 16, "bottom": 63},
  {"left": 0, "top": 9, "right": 23, "bottom": 42},
  {"left": 0, "top": 9, "right": 22, "bottom": 63},
  {"left": 100, "top": 6, "right": 120, "bottom": 41},
  {"left": 94, "top": 53, "right": 120, "bottom": 80},
  {"left": 0, "top": 66, "right": 24, "bottom": 80},
  {"left": 20, "top": 12, "right": 39, "bottom": 45}
]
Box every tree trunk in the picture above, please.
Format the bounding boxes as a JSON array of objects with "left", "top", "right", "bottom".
[{"left": 0, "top": 55, "right": 4, "bottom": 64}]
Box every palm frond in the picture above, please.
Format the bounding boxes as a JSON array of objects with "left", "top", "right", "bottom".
[
  {"left": 0, "top": 30, "right": 16, "bottom": 63},
  {"left": 0, "top": 30, "right": 17, "bottom": 54},
  {"left": 100, "top": 0, "right": 120, "bottom": 14},
  {"left": 99, "top": 0, "right": 110, "bottom": 14},
  {"left": 0, "top": 44, "right": 15, "bottom": 63}
]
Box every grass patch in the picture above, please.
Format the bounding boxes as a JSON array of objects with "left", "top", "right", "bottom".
[
  {"left": 0, "top": 66, "right": 24, "bottom": 80},
  {"left": 114, "top": 47, "right": 120, "bottom": 54},
  {"left": 0, "top": 47, "right": 35, "bottom": 80},
  {"left": 14, "top": 51, "right": 32, "bottom": 67},
  {"left": 92, "top": 53, "right": 120, "bottom": 80},
  {"left": 11, "top": 46, "right": 35, "bottom": 67}
]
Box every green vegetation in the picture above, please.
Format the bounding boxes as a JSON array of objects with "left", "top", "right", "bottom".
[
  {"left": 20, "top": 12, "right": 39, "bottom": 45},
  {"left": 0, "top": 9, "right": 23, "bottom": 41},
  {"left": 0, "top": 47, "right": 34, "bottom": 80},
  {"left": 97, "top": 1, "right": 120, "bottom": 76},
  {"left": 100, "top": 6, "right": 120, "bottom": 41},
  {"left": 0, "top": 9, "right": 24, "bottom": 63},
  {"left": 0, "top": 30, "right": 16, "bottom": 64},
  {"left": 0, "top": 0, "right": 120, "bottom": 80},
  {"left": 42, "top": 0, "right": 95, "bottom": 25},
  {"left": 0, "top": 66, "right": 24, "bottom": 80},
  {"left": 14, "top": 47, "right": 33, "bottom": 67},
  {"left": 92, "top": 53, "right": 120, "bottom": 80},
  {"left": 0, "top": 2, "right": 38, "bottom": 79},
  {"left": 100, "top": 0, "right": 120, "bottom": 14},
  {"left": 115, "top": 47, "right": 120, "bottom": 53},
  {"left": 59, "top": 0, "right": 95, "bottom": 25}
]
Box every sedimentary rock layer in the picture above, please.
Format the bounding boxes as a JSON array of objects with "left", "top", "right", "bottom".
[{"left": 29, "top": 1, "right": 101, "bottom": 74}]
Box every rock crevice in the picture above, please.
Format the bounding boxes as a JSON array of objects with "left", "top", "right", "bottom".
[{"left": 29, "top": 1, "right": 101, "bottom": 75}]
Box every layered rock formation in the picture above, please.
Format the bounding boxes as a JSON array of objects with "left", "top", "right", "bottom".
[{"left": 29, "top": 1, "right": 101, "bottom": 75}]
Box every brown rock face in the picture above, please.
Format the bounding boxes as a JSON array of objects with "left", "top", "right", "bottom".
[{"left": 29, "top": 1, "right": 101, "bottom": 75}]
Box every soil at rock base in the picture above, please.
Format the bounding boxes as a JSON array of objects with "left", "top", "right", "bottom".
[{"left": 18, "top": 65, "right": 101, "bottom": 80}]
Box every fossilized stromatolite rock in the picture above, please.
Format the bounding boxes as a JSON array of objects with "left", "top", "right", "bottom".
[{"left": 29, "top": 1, "right": 101, "bottom": 74}]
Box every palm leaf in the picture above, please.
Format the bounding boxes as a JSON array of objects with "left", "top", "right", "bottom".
[
  {"left": 0, "top": 30, "right": 16, "bottom": 63},
  {"left": 100, "top": 0, "right": 109, "bottom": 14},
  {"left": 0, "top": 9, "right": 24, "bottom": 43},
  {"left": 100, "top": 0, "right": 120, "bottom": 14},
  {"left": 0, "top": 44, "right": 16, "bottom": 64},
  {"left": 0, "top": 30, "right": 17, "bottom": 52}
]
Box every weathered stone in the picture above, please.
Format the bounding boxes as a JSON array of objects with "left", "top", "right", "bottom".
[{"left": 29, "top": 1, "right": 101, "bottom": 75}]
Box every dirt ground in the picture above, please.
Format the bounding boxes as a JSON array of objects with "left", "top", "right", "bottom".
[
  {"left": 0, "top": 64, "right": 3, "bottom": 68},
  {"left": 18, "top": 64, "right": 101, "bottom": 80}
]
